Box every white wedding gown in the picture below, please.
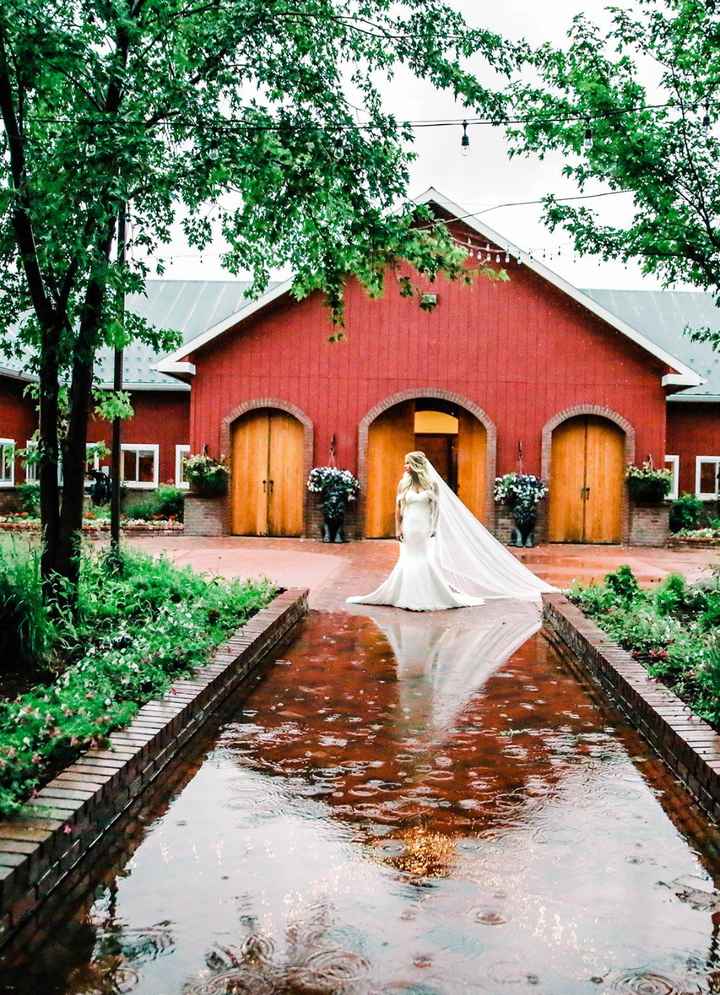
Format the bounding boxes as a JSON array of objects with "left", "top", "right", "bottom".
[
  {"left": 346, "top": 461, "right": 557, "bottom": 611},
  {"left": 347, "top": 488, "right": 485, "bottom": 611}
]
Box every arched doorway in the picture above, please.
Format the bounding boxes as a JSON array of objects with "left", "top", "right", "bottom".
[
  {"left": 363, "top": 395, "right": 491, "bottom": 538},
  {"left": 547, "top": 414, "right": 626, "bottom": 543},
  {"left": 230, "top": 407, "right": 305, "bottom": 536}
]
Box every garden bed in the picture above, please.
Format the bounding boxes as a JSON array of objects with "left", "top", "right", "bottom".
[
  {"left": 667, "top": 528, "right": 720, "bottom": 548},
  {"left": 0, "top": 586, "right": 308, "bottom": 945},
  {"left": 0, "top": 549, "right": 275, "bottom": 817},
  {"left": 0, "top": 515, "right": 184, "bottom": 535},
  {"left": 567, "top": 565, "right": 720, "bottom": 728}
]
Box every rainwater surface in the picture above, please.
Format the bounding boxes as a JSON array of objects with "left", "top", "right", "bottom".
[{"left": 3, "top": 600, "right": 720, "bottom": 994}]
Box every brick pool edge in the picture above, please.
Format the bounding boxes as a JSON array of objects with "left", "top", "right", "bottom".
[
  {"left": 543, "top": 592, "right": 720, "bottom": 822},
  {"left": 0, "top": 587, "right": 309, "bottom": 948}
]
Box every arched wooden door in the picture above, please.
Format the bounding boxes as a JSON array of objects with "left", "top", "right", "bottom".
[
  {"left": 231, "top": 409, "right": 304, "bottom": 536},
  {"left": 365, "top": 401, "right": 488, "bottom": 536},
  {"left": 365, "top": 401, "right": 415, "bottom": 537},
  {"left": 548, "top": 415, "right": 625, "bottom": 543},
  {"left": 457, "top": 410, "right": 487, "bottom": 523}
]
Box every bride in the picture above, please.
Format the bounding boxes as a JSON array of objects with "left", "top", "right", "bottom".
[{"left": 346, "top": 451, "right": 556, "bottom": 611}]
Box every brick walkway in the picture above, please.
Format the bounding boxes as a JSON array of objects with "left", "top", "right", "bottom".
[{"left": 127, "top": 535, "right": 717, "bottom": 612}]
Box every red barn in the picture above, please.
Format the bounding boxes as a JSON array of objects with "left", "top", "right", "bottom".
[
  {"left": 157, "top": 190, "right": 704, "bottom": 544},
  {"left": 2, "top": 190, "right": 719, "bottom": 545}
]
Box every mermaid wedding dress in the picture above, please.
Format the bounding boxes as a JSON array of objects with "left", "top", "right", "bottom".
[{"left": 346, "top": 459, "right": 556, "bottom": 611}]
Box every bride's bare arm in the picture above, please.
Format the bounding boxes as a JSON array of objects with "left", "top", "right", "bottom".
[
  {"left": 429, "top": 482, "right": 440, "bottom": 536},
  {"left": 395, "top": 495, "right": 403, "bottom": 541}
]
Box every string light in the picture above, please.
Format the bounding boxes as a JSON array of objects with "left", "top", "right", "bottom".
[
  {"left": 703, "top": 104, "right": 711, "bottom": 127},
  {"left": 460, "top": 120, "right": 470, "bottom": 156}
]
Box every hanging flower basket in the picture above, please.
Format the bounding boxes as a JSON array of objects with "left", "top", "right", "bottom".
[
  {"left": 307, "top": 466, "right": 359, "bottom": 542},
  {"left": 494, "top": 473, "right": 548, "bottom": 547},
  {"left": 626, "top": 461, "right": 672, "bottom": 504},
  {"left": 184, "top": 452, "right": 230, "bottom": 497}
]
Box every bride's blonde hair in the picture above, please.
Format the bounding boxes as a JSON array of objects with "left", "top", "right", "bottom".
[{"left": 397, "top": 451, "right": 433, "bottom": 509}]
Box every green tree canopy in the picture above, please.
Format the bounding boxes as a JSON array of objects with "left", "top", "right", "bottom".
[
  {"left": 507, "top": 0, "right": 720, "bottom": 338},
  {"left": 0, "top": 0, "right": 518, "bottom": 592}
]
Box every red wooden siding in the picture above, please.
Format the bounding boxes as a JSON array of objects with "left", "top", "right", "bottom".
[
  {"left": 667, "top": 403, "right": 720, "bottom": 496},
  {"left": 87, "top": 391, "right": 190, "bottom": 485},
  {"left": 0, "top": 377, "right": 190, "bottom": 488},
  {"left": 187, "top": 253, "right": 669, "bottom": 479},
  {"left": 0, "top": 377, "right": 37, "bottom": 481}
]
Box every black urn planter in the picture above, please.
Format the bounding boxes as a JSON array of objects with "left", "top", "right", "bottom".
[
  {"left": 322, "top": 513, "right": 346, "bottom": 543},
  {"left": 509, "top": 506, "right": 537, "bottom": 548}
]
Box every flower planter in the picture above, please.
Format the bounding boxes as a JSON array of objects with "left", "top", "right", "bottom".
[
  {"left": 307, "top": 466, "right": 359, "bottom": 544},
  {"left": 627, "top": 479, "right": 669, "bottom": 504}
]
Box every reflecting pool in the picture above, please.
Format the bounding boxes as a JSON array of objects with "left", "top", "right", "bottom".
[{"left": 3, "top": 600, "right": 720, "bottom": 994}]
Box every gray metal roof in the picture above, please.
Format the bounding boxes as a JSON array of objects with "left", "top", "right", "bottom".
[
  {"left": 1, "top": 280, "right": 273, "bottom": 390},
  {"left": 584, "top": 288, "right": 720, "bottom": 400},
  {"left": 97, "top": 280, "right": 271, "bottom": 388}
]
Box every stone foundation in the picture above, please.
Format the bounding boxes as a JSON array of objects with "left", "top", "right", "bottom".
[
  {"left": 184, "top": 494, "right": 228, "bottom": 536},
  {"left": 629, "top": 502, "right": 670, "bottom": 547}
]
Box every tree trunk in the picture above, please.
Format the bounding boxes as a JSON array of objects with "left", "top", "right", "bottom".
[
  {"left": 56, "top": 227, "right": 116, "bottom": 593},
  {"left": 38, "top": 326, "right": 62, "bottom": 591}
]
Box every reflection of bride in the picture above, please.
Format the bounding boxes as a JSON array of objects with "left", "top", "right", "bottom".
[
  {"left": 358, "top": 600, "right": 542, "bottom": 732},
  {"left": 346, "top": 451, "right": 556, "bottom": 611}
]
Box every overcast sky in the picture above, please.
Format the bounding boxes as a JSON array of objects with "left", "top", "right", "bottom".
[{"left": 158, "top": 0, "right": 672, "bottom": 294}]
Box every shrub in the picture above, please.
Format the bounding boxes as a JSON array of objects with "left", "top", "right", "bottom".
[
  {"left": 669, "top": 493, "right": 707, "bottom": 533},
  {"left": 15, "top": 482, "right": 40, "bottom": 517},
  {"left": 124, "top": 485, "right": 185, "bottom": 521},
  {"left": 0, "top": 548, "right": 275, "bottom": 816},
  {"left": 0, "top": 549, "right": 61, "bottom": 670},
  {"left": 604, "top": 564, "right": 641, "bottom": 603},
  {"left": 572, "top": 565, "right": 720, "bottom": 731}
]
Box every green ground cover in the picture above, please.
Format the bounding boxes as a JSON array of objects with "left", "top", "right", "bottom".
[
  {"left": 0, "top": 546, "right": 275, "bottom": 816},
  {"left": 570, "top": 566, "right": 720, "bottom": 728}
]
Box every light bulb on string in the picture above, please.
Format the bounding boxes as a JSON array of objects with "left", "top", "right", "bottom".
[
  {"left": 584, "top": 124, "right": 593, "bottom": 147},
  {"left": 703, "top": 103, "right": 711, "bottom": 128},
  {"left": 460, "top": 120, "right": 470, "bottom": 156}
]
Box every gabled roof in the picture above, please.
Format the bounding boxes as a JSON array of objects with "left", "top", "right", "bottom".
[
  {"left": 584, "top": 288, "right": 720, "bottom": 402},
  {"left": 156, "top": 187, "right": 704, "bottom": 390}
]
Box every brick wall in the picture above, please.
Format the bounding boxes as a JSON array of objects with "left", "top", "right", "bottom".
[
  {"left": 184, "top": 494, "right": 229, "bottom": 536},
  {"left": 629, "top": 502, "right": 670, "bottom": 547}
]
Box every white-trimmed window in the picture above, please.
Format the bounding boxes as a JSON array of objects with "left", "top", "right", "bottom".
[
  {"left": 121, "top": 443, "right": 159, "bottom": 489},
  {"left": 24, "top": 440, "right": 38, "bottom": 483},
  {"left": 0, "top": 439, "right": 15, "bottom": 487},
  {"left": 25, "top": 442, "right": 104, "bottom": 486},
  {"left": 664, "top": 455, "right": 680, "bottom": 501},
  {"left": 695, "top": 456, "right": 720, "bottom": 500},
  {"left": 175, "top": 444, "right": 190, "bottom": 489}
]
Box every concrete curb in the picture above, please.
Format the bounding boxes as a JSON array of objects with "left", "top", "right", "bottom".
[
  {"left": 543, "top": 592, "right": 720, "bottom": 822},
  {"left": 0, "top": 587, "right": 308, "bottom": 948}
]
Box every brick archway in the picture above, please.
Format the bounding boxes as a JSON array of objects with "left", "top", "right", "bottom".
[
  {"left": 357, "top": 388, "right": 498, "bottom": 536},
  {"left": 541, "top": 404, "right": 635, "bottom": 543},
  {"left": 221, "top": 397, "right": 314, "bottom": 536}
]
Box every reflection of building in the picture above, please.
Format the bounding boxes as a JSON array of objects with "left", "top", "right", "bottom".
[
  {"left": 357, "top": 599, "right": 541, "bottom": 734},
  {"left": 4, "top": 189, "right": 720, "bottom": 538}
]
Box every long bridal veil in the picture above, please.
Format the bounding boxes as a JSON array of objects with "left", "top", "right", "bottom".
[{"left": 426, "top": 461, "right": 558, "bottom": 601}]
